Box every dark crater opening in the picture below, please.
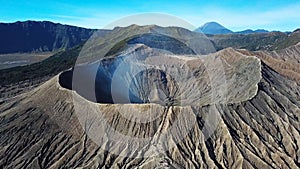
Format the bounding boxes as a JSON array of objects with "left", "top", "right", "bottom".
[{"left": 59, "top": 58, "right": 179, "bottom": 105}]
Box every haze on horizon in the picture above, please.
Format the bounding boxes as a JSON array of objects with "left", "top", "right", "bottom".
[{"left": 0, "top": 0, "right": 300, "bottom": 32}]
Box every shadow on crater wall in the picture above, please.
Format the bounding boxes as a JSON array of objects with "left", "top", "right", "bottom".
[
  {"left": 58, "top": 59, "right": 176, "bottom": 105},
  {"left": 59, "top": 62, "right": 117, "bottom": 104}
]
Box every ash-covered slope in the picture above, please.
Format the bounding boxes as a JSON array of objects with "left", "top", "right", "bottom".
[
  {"left": 238, "top": 42, "right": 300, "bottom": 84},
  {"left": 1, "top": 45, "right": 300, "bottom": 169}
]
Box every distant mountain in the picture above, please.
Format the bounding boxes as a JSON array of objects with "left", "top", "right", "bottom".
[
  {"left": 210, "top": 28, "right": 300, "bottom": 51},
  {"left": 195, "top": 22, "right": 233, "bottom": 34},
  {"left": 196, "top": 22, "right": 270, "bottom": 35},
  {"left": 235, "top": 29, "right": 269, "bottom": 34},
  {"left": 0, "top": 21, "right": 109, "bottom": 54}
]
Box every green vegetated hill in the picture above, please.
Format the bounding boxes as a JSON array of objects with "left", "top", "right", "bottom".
[
  {"left": 105, "top": 33, "right": 196, "bottom": 56},
  {"left": 75, "top": 24, "right": 216, "bottom": 64}
]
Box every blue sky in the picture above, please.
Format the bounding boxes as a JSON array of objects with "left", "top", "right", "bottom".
[{"left": 0, "top": 0, "right": 299, "bottom": 31}]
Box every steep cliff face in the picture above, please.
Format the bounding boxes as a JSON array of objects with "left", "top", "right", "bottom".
[
  {"left": 1, "top": 43, "right": 299, "bottom": 169},
  {"left": 0, "top": 21, "right": 108, "bottom": 54}
]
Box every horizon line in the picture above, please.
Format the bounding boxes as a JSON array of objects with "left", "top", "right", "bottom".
[{"left": 0, "top": 19, "right": 298, "bottom": 33}]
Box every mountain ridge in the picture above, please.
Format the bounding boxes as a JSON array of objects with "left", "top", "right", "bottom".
[
  {"left": 196, "top": 22, "right": 271, "bottom": 35},
  {"left": 0, "top": 20, "right": 110, "bottom": 54}
]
